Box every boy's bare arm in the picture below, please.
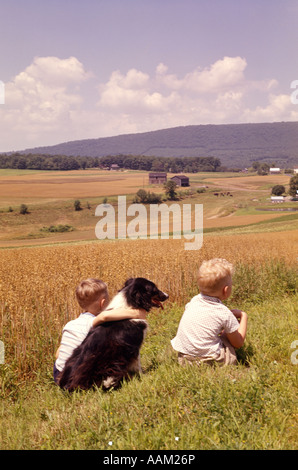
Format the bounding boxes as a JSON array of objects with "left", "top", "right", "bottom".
[
  {"left": 92, "top": 308, "right": 147, "bottom": 327},
  {"left": 226, "top": 310, "right": 248, "bottom": 348},
  {"left": 55, "top": 346, "right": 60, "bottom": 359}
]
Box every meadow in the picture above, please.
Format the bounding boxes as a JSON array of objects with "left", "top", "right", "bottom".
[
  {"left": 0, "top": 169, "right": 296, "bottom": 247},
  {"left": 0, "top": 169, "right": 297, "bottom": 450}
]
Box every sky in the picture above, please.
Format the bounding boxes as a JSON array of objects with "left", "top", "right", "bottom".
[{"left": 1, "top": 0, "right": 298, "bottom": 152}]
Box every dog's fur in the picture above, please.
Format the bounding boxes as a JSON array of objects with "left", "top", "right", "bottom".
[{"left": 58, "top": 278, "right": 168, "bottom": 391}]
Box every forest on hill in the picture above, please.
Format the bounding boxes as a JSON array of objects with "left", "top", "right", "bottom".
[{"left": 11, "top": 121, "right": 298, "bottom": 169}]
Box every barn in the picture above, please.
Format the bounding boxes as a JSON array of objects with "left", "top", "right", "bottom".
[
  {"left": 171, "top": 175, "right": 190, "bottom": 187},
  {"left": 271, "top": 196, "right": 285, "bottom": 203},
  {"left": 270, "top": 168, "right": 281, "bottom": 174},
  {"left": 149, "top": 172, "right": 167, "bottom": 184},
  {"left": 110, "top": 164, "right": 120, "bottom": 171}
]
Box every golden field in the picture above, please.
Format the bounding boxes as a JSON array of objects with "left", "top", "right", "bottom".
[
  {"left": 0, "top": 169, "right": 297, "bottom": 247},
  {"left": 0, "top": 169, "right": 151, "bottom": 201},
  {"left": 0, "top": 230, "right": 297, "bottom": 379},
  {"left": 0, "top": 169, "right": 291, "bottom": 201}
]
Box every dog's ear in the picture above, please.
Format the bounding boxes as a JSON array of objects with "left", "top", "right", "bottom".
[{"left": 123, "top": 278, "right": 135, "bottom": 287}]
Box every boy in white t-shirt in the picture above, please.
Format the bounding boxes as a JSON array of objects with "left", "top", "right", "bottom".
[
  {"left": 54, "top": 278, "right": 146, "bottom": 383},
  {"left": 171, "top": 258, "right": 248, "bottom": 366}
]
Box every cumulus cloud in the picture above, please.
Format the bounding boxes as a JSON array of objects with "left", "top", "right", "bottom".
[
  {"left": 0, "top": 56, "right": 91, "bottom": 149},
  {"left": 1, "top": 55, "right": 297, "bottom": 151}
]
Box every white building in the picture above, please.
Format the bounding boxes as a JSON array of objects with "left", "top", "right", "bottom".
[
  {"left": 270, "top": 168, "right": 281, "bottom": 174},
  {"left": 271, "top": 196, "right": 285, "bottom": 203}
]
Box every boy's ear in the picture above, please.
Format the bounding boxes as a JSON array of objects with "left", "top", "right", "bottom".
[
  {"left": 100, "top": 297, "right": 109, "bottom": 308},
  {"left": 222, "top": 285, "right": 230, "bottom": 298}
]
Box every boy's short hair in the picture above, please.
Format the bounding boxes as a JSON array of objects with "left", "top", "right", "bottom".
[
  {"left": 198, "top": 258, "right": 234, "bottom": 295},
  {"left": 76, "top": 278, "right": 108, "bottom": 309}
]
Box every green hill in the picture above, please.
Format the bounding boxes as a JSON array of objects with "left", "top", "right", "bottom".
[{"left": 21, "top": 121, "right": 298, "bottom": 169}]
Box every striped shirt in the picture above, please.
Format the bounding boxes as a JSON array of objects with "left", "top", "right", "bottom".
[
  {"left": 171, "top": 293, "right": 239, "bottom": 358},
  {"left": 55, "top": 312, "right": 95, "bottom": 372}
]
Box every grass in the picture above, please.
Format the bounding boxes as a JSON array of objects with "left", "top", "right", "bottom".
[
  {"left": 0, "top": 239, "right": 297, "bottom": 450},
  {"left": 0, "top": 293, "right": 297, "bottom": 450},
  {"left": 0, "top": 170, "right": 297, "bottom": 450}
]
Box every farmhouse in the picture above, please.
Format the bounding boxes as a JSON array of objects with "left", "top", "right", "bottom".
[
  {"left": 294, "top": 169, "right": 298, "bottom": 174},
  {"left": 149, "top": 172, "right": 167, "bottom": 184},
  {"left": 271, "top": 196, "right": 285, "bottom": 203},
  {"left": 110, "top": 164, "right": 120, "bottom": 171},
  {"left": 171, "top": 175, "right": 190, "bottom": 187},
  {"left": 270, "top": 168, "right": 281, "bottom": 174}
]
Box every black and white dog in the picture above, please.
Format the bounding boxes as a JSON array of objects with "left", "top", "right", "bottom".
[{"left": 58, "top": 278, "right": 168, "bottom": 391}]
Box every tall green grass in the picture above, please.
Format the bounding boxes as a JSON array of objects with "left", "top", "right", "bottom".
[{"left": 0, "top": 261, "right": 297, "bottom": 450}]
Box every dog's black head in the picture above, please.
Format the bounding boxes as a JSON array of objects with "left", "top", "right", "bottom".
[{"left": 121, "top": 277, "right": 168, "bottom": 312}]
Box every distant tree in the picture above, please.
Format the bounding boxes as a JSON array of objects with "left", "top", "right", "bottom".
[
  {"left": 20, "top": 204, "right": 28, "bottom": 214},
  {"left": 289, "top": 175, "right": 298, "bottom": 197},
  {"left": 136, "top": 189, "right": 148, "bottom": 203},
  {"left": 146, "top": 192, "right": 162, "bottom": 204},
  {"left": 164, "top": 180, "right": 177, "bottom": 200},
  {"left": 252, "top": 161, "right": 261, "bottom": 171},
  {"left": 271, "top": 185, "right": 285, "bottom": 196},
  {"left": 257, "top": 163, "right": 270, "bottom": 175},
  {"left": 74, "top": 200, "right": 82, "bottom": 211},
  {"left": 151, "top": 159, "right": 165, "bottom": 172}
]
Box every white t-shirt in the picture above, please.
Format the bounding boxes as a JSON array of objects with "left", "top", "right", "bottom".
[
  {"left": 171, "top": 293, "right": 239, "bottom": 358},
  {"left": 55, "top": 312, "right": 95, "bottom": 372}
]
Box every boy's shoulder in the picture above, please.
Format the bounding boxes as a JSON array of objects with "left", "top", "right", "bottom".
[{"left": 63, "top": 312, "right": 95, "bottom": 329}]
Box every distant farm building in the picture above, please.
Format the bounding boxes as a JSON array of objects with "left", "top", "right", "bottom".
[
  {"left": 110, "top": 164, "right": 120, "bottom": 171},
  {"left": 171, "top": 175, "right": 190, "bottom": 187},
  {"left": 271, "top": 196, "right": 285, "bottom": 203},
  {"left": 149, "top": 172, "right": 167, "bottom": 184},
  {"left": 294, "top": 169, "right": 298, "bottom": 174},
  {"left": 270, "top": 168, "right": 281, "bottom": 174}
]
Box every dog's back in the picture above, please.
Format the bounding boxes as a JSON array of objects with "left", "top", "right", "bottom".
[
  {"left": 58, "top": 277, "right": 168, "bottom": 391},
  {"left": 59, "top": 319, "right": 147, "bottom": 391}
]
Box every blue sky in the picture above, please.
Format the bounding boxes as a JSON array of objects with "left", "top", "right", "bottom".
[{"left": 1, "top": 0, "right": 298, "bottom": 151}]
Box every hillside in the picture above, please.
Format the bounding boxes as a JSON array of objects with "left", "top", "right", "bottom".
[{"left": 21, "top": 121, "right": 298, "bottom": 169}]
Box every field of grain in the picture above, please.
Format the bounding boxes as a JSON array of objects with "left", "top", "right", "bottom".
[
  {"left": 0, "top": 169, "right": 150, "bottom": 202},
  {"left": 0, "top": 169, "right": 297, "bottom": 450},
  {"left": 0, "top": 230, "right": 297, "bottom": 379},
  {"left": 0, "top": 169, "right": 296, "bottom": 247}
]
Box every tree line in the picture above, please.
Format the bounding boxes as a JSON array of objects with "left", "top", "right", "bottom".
[{"left": 0, "top": 153, "right": 222, "bottom": 172}]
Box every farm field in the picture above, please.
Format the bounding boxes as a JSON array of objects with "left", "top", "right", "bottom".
[
  {"left": 0, "top": 168, "right": 297, "bottom": 450},
  {"left": 0, "top": 169, "right": 297, "bottom": 247},
  {"left": 0, "top": 232, "right": 297, "bottom": 450}
]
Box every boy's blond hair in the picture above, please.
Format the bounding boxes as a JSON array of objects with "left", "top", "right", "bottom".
[
  {"left": 198, "top": 258, "right": 234, "bottom": 296},
  {"left": 75, "top": 278, "right": 108, "bottom": 310}
]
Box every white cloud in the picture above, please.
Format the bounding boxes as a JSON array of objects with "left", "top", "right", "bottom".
[
  {"left": 0, "top": 55, "right": 297, "bottom": 152},
  {"left": 0, "top": 56, "right": 91, "bottom": 149},
  {"left": 243, "top": 93, "right": 298, "bottom": 122}
]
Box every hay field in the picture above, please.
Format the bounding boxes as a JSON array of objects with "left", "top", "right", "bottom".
[
  {"left": 205, "top": 173, "right": 291, "bottom": 191},
  {"left": 0, "top": 229, "right": 297, "bottom": 379},
  {"left": 0, "top": 169, "right": 149, "bottom": 202},
  {"left": 0, "top": 169, "right": 297, "bottom": 247},
  {"left": 0, "top": 220, "right": 297, "bottom": 450}
]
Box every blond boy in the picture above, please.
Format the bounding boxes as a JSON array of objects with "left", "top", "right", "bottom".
[
  {"left": 171, "top": 258, "right": 247, "bottom": 366},
  {"left": 54, "top": 278, "right": 146, "bottom": 383}
]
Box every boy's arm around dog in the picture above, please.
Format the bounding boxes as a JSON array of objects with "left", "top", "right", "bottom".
[{"left": 92, "top": 307, "right": 147, "bottom": 327}]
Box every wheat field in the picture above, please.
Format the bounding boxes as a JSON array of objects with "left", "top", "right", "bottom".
[{"left": 0, "top": 230, "right": 297, "bottom": 379}]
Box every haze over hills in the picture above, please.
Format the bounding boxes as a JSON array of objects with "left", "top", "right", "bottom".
[{"left": 19, "top": 121, "right": 298, "bottom": 169}]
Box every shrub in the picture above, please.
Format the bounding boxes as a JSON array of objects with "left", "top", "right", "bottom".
[
  {"left": 40, "top": 224, "right": 74, "bottom": 233},
  {"left": 74, "top": 200, "right": 82, "bottom": 211},
  {"left": 271, "top": 185, "right": 285, "bottom": 196},
  {"left": 20, "top": 204, "right": 28, "bottom": 215}
]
